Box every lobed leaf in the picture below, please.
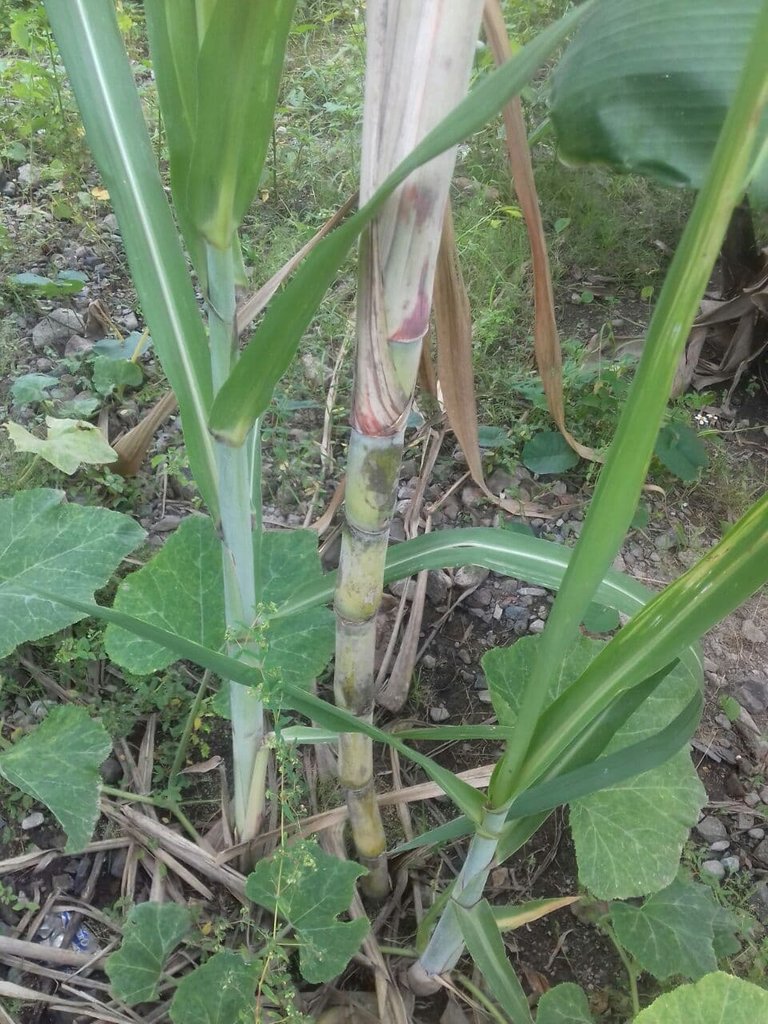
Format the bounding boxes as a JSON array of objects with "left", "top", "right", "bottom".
[
  {"left": 536, "top": 984, "right": 594, "bottom": 1024},
  {"left": 6, "top": 417, "right": 117, "bottom": 474},
  {"left": 169, "top": 950, "right": 256, "bottom": 1024},
  {"left": 633, "top": 972, "right": 768, "bottom": 1023},
  {"left": 245, "top": 840, "right": 368, "bottom": 984},
  {"left": 0, "top": 706, "right": 111, "bottom": 853},
  {"left": 106, "top": 903, "right": 192, "bottom": 1005}
]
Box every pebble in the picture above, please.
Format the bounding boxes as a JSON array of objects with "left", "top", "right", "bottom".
[
  {"left": 421, "top": 654, "right": 436, "bottom": 670},
  {"left": 741, "top": 620, "right": 767, "bottom": 644},
  {"left": 714, "top": 714, "right": 733, "bottom": 731},
  {"left": 426, "top": 570, "right": 451, "bottom": 606},
  {"left": 21, "top": 812, "right": 44, "bottom": 830},
  {"left": 529, "top": 619, "right": 546, "bottom": 634},
  {"left": 457, "top": 649, "right": 472, "bottom": 666},
  {"left": 736, "top": 812, "right": 755, "bottom": 831},
  {"left": 476, "top": 689, "right": 493, "bottom": 704},
  {"left": 455, "top": 566, "right": 490, "bottom": 588},
  {"left": 751, "top": 882, "right": 768, "bottom": 925},
  {"left": 429, "top": 706, "right": 450, "bottom": 723},
  {"left": 710, "top": 840, "right": 730, "bottom": 853},
  {"left": 754, "top": 838, "right": 768, "bottom": 867},
  {"left": 701, "top": 860, "right": 725, "bottom": 881},
  {"left": 695, "top": 815, "right": 728, "bottom": 843},
  {"left": 749, "top": 828, "right": 765, "bottom": 840},
  {"left": 503, "top": 604, "right": 528, "bottom": 622},
  {"left": 721, "top": 856, "right": 740, "bottom": 874},
  {"left": 32, "top": 308, "right": 82, "bottom": 351},
  {"left": 100, "top": 756, "right": 123, "bottom": 784},
  {"left": 102, "top": 212, "right": 119, "bottom": 232},
  {"left": 744, "top": 792, "right": 761, "bottom": 808},
  {"left": 519, "top": 586, "right": 547, "bottom": 597},
  {"left": 760, "top": 786, "right": 768, "bottom": 803}
]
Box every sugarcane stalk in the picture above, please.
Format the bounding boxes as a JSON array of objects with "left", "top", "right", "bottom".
[
  {"left": 206, "top": 241, "right": 266, "bottom": 844},
  {"left": 336, "top": 0, "right": 485, "bottom": 898}
]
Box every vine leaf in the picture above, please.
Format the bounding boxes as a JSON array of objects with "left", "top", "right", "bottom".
[
  {"left": 0, "top": 706, "right": 111, "bottom": 853},
  {"left": 634, "top": 971, "right": 768, "bottom": 1023},
  {"left": 169, "top": 950, "right": 257, "bottom": 1024},
  {"left": 536, "top": 983, "right": 594, "bottom": 1024},
  {"left": 6, "top": 417, "right": 117, "bottom": 474},
  {"left": 245, "top": 840, "right": 369, "bottom": 983},
  {"left": 106, "top": 903, "right": 192, "bottom": 1005}
]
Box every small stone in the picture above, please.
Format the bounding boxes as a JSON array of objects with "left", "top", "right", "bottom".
[
  {"left": 21, "top": 811, "right": 44, "bottom": 830},
  {"left": 461, "top": 484, "right": 482, "bottom": 506},
  {"left": 745, "top": 791, "right": 761, "bottom": 807},
  {"left": 18, "top": 162, "right": 42, "bottom": 187},
  {"left": 751, "top": 882, "right": 768, "bottom": 925},
  {"left": 753, "top": 838, "right": 768, "bottom": 867},
  {"left": 390, "top": 579, "right": 418, "bottom": 601},
  {"left": 100, "top": 756, "right": 123, "bottom": 784},
  {"left": 64, "top": 334, "right": 94, "bottom": 358},
  {"left": 32, "top": 308, "right": 83, "bottom": 351},
  {"left": 721, "top": 856, "right": 740, "bottom": 874},
  {"left": 490, "top": 867, "right": 510, "bottom": 888},
  {"left": 519, "top": 586, "right": 547, "bottom": 598},
  {"left": 487, "top": 468, "right": 515, "bottom": 492},
  {"left": 714, "top": 714, "right": 733, "bottom": 731},
  {"left": 467, "top": 587, "right": 493, "bottom": 608},
  {"left": 695, "top": 815, "right": 728, "bottom": 843},
  {"left": 429, "top": 706, "right": 450, "bottom": 723},
  {"left": 736, "top": 812, "right": 755, "bottom": 831},
  {"left": 612, "top": 554, "right": 627, "bottom": 572},
  {"left": 749, "top": 828, "right": 765, "bottom": 840},
  {"left": 760, "top": 786, "right": 768, "bottom": 803},
  {"left": 504, "top": 604, "right": 528, "bottom": 622},
  {"left": 529, "top": 618, "right": 546, "bottom": 634},
  {"left": 389, "top": 519, "right": 406, "bottom": 542},
  {"left": 426, "top": 570, "right": 451, "bottom": 606},
  {"left": 455, "top": 566, "right": 490, "bottom": 588},
  {"left": 421, "top": 654, "right": 436, "bottom": 670},
  {"left": 476, "top": 689, "right": 493, "bottom": 704},
  {"left": 701, "top": 860, "right": 725, "bottom": 881},
  {"left": 742, "top": 620, "right": 767, "bottom": 644},
  {"left": 457, "top": 649, "right": 472, "bottom": 666},
  {"left": 102, "top": 212, "right": 119, "bottom": 232},
  {"left": 737, "top": 677, "right": 768, "bottom": 715},
  {"left": 122, "top": 311, "right": 139, "bottom": 333},
  {"left": 710, "top": 840, "right": 730, "bottom": 853}
]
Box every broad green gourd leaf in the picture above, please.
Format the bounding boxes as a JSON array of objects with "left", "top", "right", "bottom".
[
  {"left": 633, "top": 972, "right": 768, "bottom": 1024},
  {"left": 105, "top": 516, "right": 224, "bottom": 675},
  {"left": 568, "top": 654, "right": 705, "bottom": 899},
  {"left": 93, "top": 333, "right": 152, "bottom": 360},
  {"left": 522, "top": 431, "right": 580, "bottom": 475},
  {"left": 91, "top": 356, "right": 143, "bottom": 396},
  {"left": 483, "top": 635, "right": 604, "bottom": 727},
  {"left": 169, "top": 950, "right": 256, "bottom": 1024},
  {"left": 550, "top": 0, "right": 768, "bottom": 206},
  {"left": 654, "top": 423, "right": 709, "bottom": 482},
  {"left": 454, "top": 900, "right": 533, "bottom": 1024},
  {"left": 8, "top": 271, "right": 86, "bottom": 297},
  {"left": 245, "top": 840, "right": 369, "bottom": 983},
  {"left": 0, "top": 489, "right": 144, "bottom": 658},
  {"left": 611, "top": 878, "right": 725, "bottom": 981},
  {"left": 10, "top": 373, "right": 58, "bottom": 404},
  {"left": 0, "top": 706, "right": 110, "bottom": 853},
  {"left": 43, "top": 0, "right": 218, "bottom": 513},
  {"left": 536, "top": 984, "right": 594, "bottom": 1024},
  {"left": 6, "top": 417, "right": 117, "bottom": 474},
  {"left": 106, "top": 903, "right": 191, "bottom": 1005},
  {"left": 208, "top": 3, "right": 593, "bottom": 445},
  {"left": 105, "top": 517, "right": 334, "bottom": 687}
]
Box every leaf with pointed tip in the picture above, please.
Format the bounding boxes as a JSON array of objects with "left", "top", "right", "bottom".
[
  {"left": 610, "top": 878, "right": 729, "bottom": 981},
  {"left": 169, "top": 950, "right": 256, "bottom": 1024},
  {"left": 634, "top": 972, "right": 768, "bottom": 1024},
  {"left": 245, "top": 840, "right": 368, "bottom": 983},
  {"left": 0, "top": 706, "right": 111, "bottom": 853},
  {"left": 106, "top": 903, "right": 192, "bottom": 1005},
  {"left": 455, "top": 900, "right": 532, "bottom": 1023},
  {"left": 0, "top": 488, "right": 144, "bottom": 658},
  {"left": 536, "top": 984, "right": 594, "bottom": 1024}
]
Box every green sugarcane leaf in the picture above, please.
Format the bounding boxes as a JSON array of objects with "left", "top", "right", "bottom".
[
  {"left": 524, "top": 491, "right": 768, "bottom": 791},
  {"left": 392, "top": 815, "right": 473, "bottom": 854},
  {"left": 44, "top": 0, "right": 218, "bottom": 513},
  {"left": 633, "top": 972, "right": 768, "bottom": 1024},
  {"left": 550, "top": 0, "right": 768, "bottom": 206},
  {"left": 536, "top": 984, "right": 594, "bottom": 1024},
  {"left": 22, "top": 583, "right": 485, "bottom": 822},
  {"left": 507, "top": 692, "right": 701, "bottom": 819},
  {"left": 106, "top": 903, "right": 192, "bottom": 1005},
  {"left": 610, "top": 878, "right": 724, "bottom": 982},
  {"left": 208, "top": 2, "right": 594, "bottom": 445},
  {"left": 186, "top": 0, "right": 295, "bottom": 249},
  {"left": 169, "top": 950, "right": 257, "bottom": 1024},
  {"left": 492, "top": 897, "right": 581, "bottom": 932},
  {"left": 490, "top": 0, "right": 768, "bottom": 806},
  {"left": 0, "top": 706, "right": 111, "bottom": 853},
  {"left": 245, "top": 839, "right": 368, "bottom": 983},
  {"left": 455, "top": 900, "right": 533, "bottom": 1024},
  {"left": 0, "top": 488, "right": 144, "bottom": 658}
]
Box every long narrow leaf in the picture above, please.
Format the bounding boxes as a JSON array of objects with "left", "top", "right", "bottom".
[
  {"left": 455, "top": 901, "right": 533, "bottom": 1023},
  {"left": 24, "top": 587, "right": 484, "bottom": 825},
  {"left": 44, "top": 0, "right": 218, "bottom": 513},
  {"left": 208, "top": 2, "right": 593, "bottom": 445}
]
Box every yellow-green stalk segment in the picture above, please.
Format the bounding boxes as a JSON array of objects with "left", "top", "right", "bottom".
[{"left": 336, "top": 0, "right": 486, "bottom": 897}]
